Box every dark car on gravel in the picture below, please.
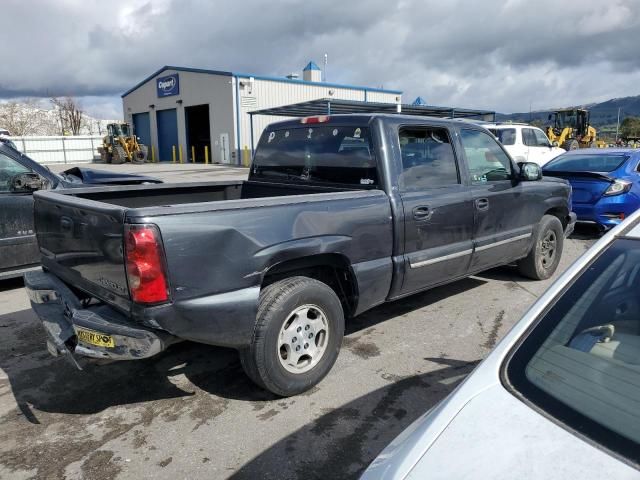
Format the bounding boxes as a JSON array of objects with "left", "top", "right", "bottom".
[
  {"left": 24, "top": 114, "right": 575, "bottom": 396},
  {"left": 0, "top": 142, "right": 161, "bottom": 280}
]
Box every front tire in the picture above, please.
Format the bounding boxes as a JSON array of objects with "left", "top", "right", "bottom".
[
  {"left": 562, "top": 139, "right": 579, "bottom": 150},
  {"left": 111, "top": 145, "right": 126, "bottom": 164},
  {"left": 239, "top": 276, "right": 344, "bottom": 396},
  {"left": 517, "top": 215, "right": 564, "bottom": 280}
]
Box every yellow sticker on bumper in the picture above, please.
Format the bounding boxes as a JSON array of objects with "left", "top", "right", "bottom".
[{"left": 76, "top": 328, "right": 115, "bottom": 348}]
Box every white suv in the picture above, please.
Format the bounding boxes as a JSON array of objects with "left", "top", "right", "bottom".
[{"left": 485, "top": 123, "right": 565, "bottom": 166}]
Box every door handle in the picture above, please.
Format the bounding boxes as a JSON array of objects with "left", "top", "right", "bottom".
[
  {"left": 475, "top": 198, "right": 489, "bottom": 211},
  {"left": 413, "top": 205, "right": 432, "bottom": 220},
  {"left": 60, "top": 216, "right": 73, "bottom": 232}
]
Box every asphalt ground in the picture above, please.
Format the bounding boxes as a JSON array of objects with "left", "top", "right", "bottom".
[{"left": 0, "top": 163, "right": 601, "bottom": 479}]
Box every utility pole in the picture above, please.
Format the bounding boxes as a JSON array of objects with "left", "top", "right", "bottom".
[
  {"left": 323, "top": 53, "right": 328, "bottom": 82},
  {"left": 615, "top": 107, "right": 621, "bottom": 142}
]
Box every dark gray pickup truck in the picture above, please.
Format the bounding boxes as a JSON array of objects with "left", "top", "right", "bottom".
[{"left": 25, "top": 114, "right": 575, "bottom": 396}]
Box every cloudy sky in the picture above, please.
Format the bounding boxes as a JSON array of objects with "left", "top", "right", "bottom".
[{"left": 2, "top": 0, "right": 640, "bottom": 119}]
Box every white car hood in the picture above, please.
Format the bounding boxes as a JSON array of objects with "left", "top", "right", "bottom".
[{"left": 403, "top": 384, "right": 638, "bottom": 480}]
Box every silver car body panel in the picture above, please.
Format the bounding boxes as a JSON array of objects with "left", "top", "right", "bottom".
[{"left": 361, "top": 209, "right": 640, "bottom": 479}]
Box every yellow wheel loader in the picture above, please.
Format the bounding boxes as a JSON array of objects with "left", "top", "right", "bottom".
[
  {"left": 546, "top": 108, "right": 597, "bottom": 150},
  {"left": 97, "top": 123, "right": 149, "bottom": 164}
]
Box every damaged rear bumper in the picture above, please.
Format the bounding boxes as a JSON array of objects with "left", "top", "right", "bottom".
[{"left": 24, "top": 269, "right": 178, "bottom": 368}]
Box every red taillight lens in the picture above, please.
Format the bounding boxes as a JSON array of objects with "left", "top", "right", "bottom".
[
  {"left": 300, "top": 115, "right": 330, "bottom": 124},
  {"left": 125, "top": 224, "right": 169, "bottom": 304}
]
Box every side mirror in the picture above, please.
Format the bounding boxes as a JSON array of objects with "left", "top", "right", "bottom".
[
  {"left": 518, "top": 162, "right": 542, "bottom": 181},
  {"left": 10, "top": 172, "right": 45, "bottom": 193}
]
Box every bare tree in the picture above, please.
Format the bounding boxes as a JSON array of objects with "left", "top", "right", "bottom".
[
  {"left": 0, "top": 98, "right": 47, "bottom": 135},
  {"left": 51, "top": 96, "right": 84, "bottom": 135}
]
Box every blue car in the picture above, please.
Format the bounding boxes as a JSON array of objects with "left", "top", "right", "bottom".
[{"left": 542, "top": 148, "right": 640, "bottom": 230}]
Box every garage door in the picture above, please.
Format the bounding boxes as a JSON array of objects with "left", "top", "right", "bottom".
[
  {"left": 132, "top": 112, "right": 151, "bottom": 152},
  {"left": 156, "top": 108, "right": 178, "bottom": 162}
]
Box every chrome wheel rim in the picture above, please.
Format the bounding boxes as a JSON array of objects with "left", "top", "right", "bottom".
[
  {"left": 540, "top": 230, "right": 557, "bottom": 268},
  {"left": 277, "top": 304, "right": 329, "bottom": 374}
]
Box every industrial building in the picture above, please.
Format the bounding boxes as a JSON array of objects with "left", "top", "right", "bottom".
[{"left": 121, "top": 62, "right": 402, "bottom": 164}]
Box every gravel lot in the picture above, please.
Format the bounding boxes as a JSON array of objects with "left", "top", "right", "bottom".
[{"left": 0, "top": 163, "right": 599, "bottom": 479}]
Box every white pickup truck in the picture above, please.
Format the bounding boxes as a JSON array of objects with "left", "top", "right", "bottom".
[{"left": 487, "top": 123, "right": 565, "bottom": 166}]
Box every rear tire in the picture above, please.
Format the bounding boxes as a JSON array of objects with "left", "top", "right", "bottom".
[
  {"left": 132, "top": 145, "right": 148, "bottom": 164},
  {"left": 517, "top": 215, "right": 564, "bottom": 280},
  {"left": 239, "top": 276, "right": 344, "bottom": 396},
  {"left": 562, "top": 139, "right": 579, "bottom": 150}
]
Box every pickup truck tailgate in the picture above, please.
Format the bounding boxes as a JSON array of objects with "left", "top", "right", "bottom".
[{"left": 33, "top": 191, "right": 131, "bottom": 307}]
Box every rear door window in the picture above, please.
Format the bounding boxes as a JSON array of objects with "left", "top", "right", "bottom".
[
  {"left": 489, "top": 128, "right": 516, "bottom": 146},
  {"left": 507, "top": 238, "right": 640, "bottom": 463},
  {"left": 522, "top": 128, "right": 535, "bottom": 146},
  {"left": 252, "top": 125, "right": 378, "bottom": 187},
  {"left": 398, "top": 127, "right": 459, "bottom": 190}
]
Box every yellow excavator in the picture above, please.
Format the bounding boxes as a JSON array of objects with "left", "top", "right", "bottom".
[
  {"left": 98, "top": 123, "right": 149, "bottom": 164},
  {"left": 546, "top": 108, "right": 598, "bottom": 150}
]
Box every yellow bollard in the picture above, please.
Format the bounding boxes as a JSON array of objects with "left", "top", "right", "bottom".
[
  {"left": 179, "top": 145, "right": 183, "bottom": 164},
  {"left": 204, "top": 145, "right": 209, "bottom": 165},
  {"left": 242, "top": 146, "right": 251, "bottom": 167},
  {"left": 172, "top": 145, "right": 176, "bottom": 163},
  {"left": 191, "top": 146, "right": 195, "bottom": 164},
  {"left": 151, "top": 145, "right": 155, "bottom": 163}
]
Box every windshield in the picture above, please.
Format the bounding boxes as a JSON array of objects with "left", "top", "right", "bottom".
[
  {"left": 252, "top": 125, "right": 378, "bottom": 187},
  {"left": 507, "top": 239, "right": 640, "bottom": 460},
  {"left": 544, "top": 154, "right": 628, "bottom": 173},
  {"left": 488, "top": 128, "right": 516, "bottom": 146},
  {"left": 554, "top": 110, "right": 577, "bottom": 129}
]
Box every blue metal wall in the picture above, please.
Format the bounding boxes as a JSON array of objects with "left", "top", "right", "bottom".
[{"left": 156, "top": 108, "right": 178, "bottom": 162}]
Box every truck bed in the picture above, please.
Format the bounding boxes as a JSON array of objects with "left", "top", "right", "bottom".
[
  {"left": 32, "top": 180, "right": 391, "bottom": 330},
  {"left": 67, "top": 180, "right": 355, "bottom": 209}
]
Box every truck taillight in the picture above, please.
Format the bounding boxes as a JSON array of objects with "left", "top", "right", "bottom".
[
  {"left": 300, "top": 115, "right": 330, "bottom": 124},
  {"left": 125, "top": 224, "right": 169, "bottom": 304}
]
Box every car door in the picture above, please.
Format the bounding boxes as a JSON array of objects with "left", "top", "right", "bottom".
[
  {"left": 396, "top": 125, "right": 475, "bottom": 296},
  {"left": 523, "top": 127, "right": 554, "bottom": 166},
  {"left": 0, "top": 151, "right": 39, "bottom": 274},
  {"left": 458, "top": 128, "right": 534, "bottom": 273}
]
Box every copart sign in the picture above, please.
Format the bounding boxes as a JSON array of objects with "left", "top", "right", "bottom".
[{"left": 157, "top": 74, "right": 179, "bottom": 97}]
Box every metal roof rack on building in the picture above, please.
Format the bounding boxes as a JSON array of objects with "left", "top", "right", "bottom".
[
  {"left": 247, "top": 98, "right": 496, "bottom": 151},
  {"left": 250, "top": 98, "right": 494, "bottom": 120}
]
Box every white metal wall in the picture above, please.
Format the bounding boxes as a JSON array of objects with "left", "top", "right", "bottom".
[
  {"left": 366, "top": 91, "right": 401, "bottom": 103},
  {"left": 7, "top": 136, "right": 101, "bottom": 164},
  {"left": 234, "top": 76, "right": 401, "bottom": 157}
]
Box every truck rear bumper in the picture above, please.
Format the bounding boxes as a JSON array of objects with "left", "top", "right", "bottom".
[{"left": 24, "top": 269, "right": 179, "bottom": 368}]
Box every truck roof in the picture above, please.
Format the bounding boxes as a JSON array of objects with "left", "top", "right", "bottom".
[{"left": 264, "top": 113, "right": 489, "bottom": 130}]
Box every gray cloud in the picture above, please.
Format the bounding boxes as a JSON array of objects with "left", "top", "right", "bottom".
[{"left": 1, "top": 0, "right": 639, "bottom": 118}]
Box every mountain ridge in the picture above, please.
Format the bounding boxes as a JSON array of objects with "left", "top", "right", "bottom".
[{"left": 496, "top": 94, "right": 640, "bottom": 127}]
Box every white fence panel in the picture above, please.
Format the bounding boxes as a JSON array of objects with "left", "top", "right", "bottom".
[{"left": 7, "top": 135, "right": 101, "bottom": 165}]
